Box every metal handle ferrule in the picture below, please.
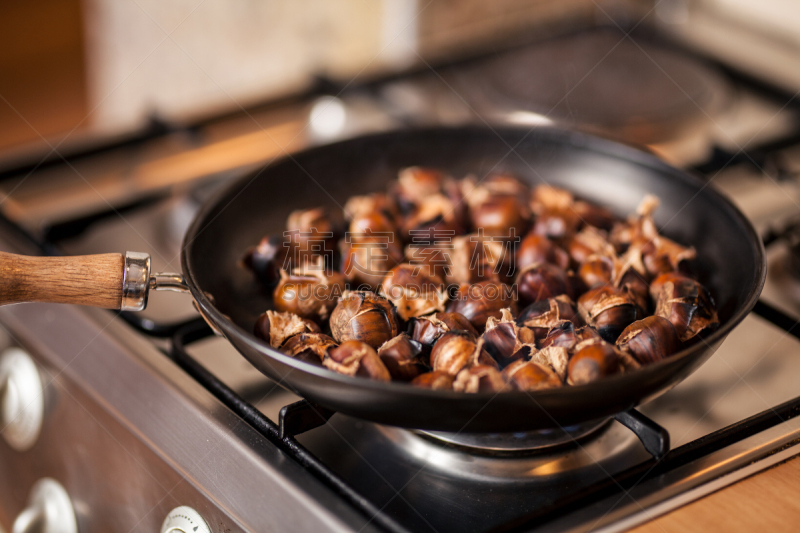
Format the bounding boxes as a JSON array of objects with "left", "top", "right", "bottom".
[{"left": 121, "top": 252, "right": 151, "bottom": 311}]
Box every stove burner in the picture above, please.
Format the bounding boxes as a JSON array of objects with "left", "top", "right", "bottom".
[
  {"left": 415, "top": 418, "right": 609, "bottom": 455},
  {"left": 449, "top": 29, "right": 730, "bottom": 145}
]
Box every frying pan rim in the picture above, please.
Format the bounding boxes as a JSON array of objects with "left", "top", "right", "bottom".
[{"left": 180, "top": 124, "right": 766, "bottom": 402}]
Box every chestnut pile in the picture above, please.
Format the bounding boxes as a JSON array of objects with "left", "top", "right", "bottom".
[{"left": 242, "top": 168, "right": 719, "bottom": 393}]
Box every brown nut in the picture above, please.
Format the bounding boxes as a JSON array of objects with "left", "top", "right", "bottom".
[
  {"left": 349, "top": 211, "right": 396, "bottom": 236},
  {"left": 429, "top": 331, "right": 477, "bottom": 375},
  {"left": 324, "top": 340, "right": 391, "bottom": 381},
  {"left": 577, "top": 286, "right": 639, "bottom": 343},
  {"left": 641, "top": 235, "right": 697, "bottom": 276},
  {"left": 539, "top": 320, "right": 577, "bottom": 350},
  {"left": 515, "top": 263, "right": 571, "bottom": 307},
  {"left": 410, "top": 312, "right": 479, "bottom": 347},
  {"left": 400, "top": 193, "right": 466, "bottom": 242},
  {"left": 329, "top": 291, "right": 400, "bottom": 349},
  {"left": 343, "top": 192, "right": 398, "bottom": 223},
  {"left": 377, "top": 333, "right": 426, "bottom": 381},
  {"left": 618, "top": 268, "right": 650, "bottom": 315},
  {"left": 430, "top": 332, "right": 497, "bottom": 375},
  {"left": 411, "top": 370, "right": 455, "bottom": 390},
  {"left": 502, "top": 360, "right": 562, "bottom": 391},
  {"left": 340, "top": 236, "right": 404, "bottom": 290},
  {"left": 446, "top": 281, "right": 517, "bottom": 331},
  {"left": 272, "top": 268, "right": 346, "bottom": 321},
  {"left": 566, "top": 227, "right": 616, "bottom": 266},
  {"left": 379, "top": 264, "right": 447, "bottom": 321},
  {"left": 286, "top": 207, "right": 341, "bottom": 266},
  {"left": 241, "top": 235, "right": 291, "bottom": 286},
  {"left": 567, "top": 343, "right": 621, "bottom": 385},
  {"left": 652, "top": 274, "right": 719, "bottom": 341},
  {"left": 516, "top": 233, "right": 570, "bottom": 272},
  {"left": 579, "top": 255, "right": 614, "bottom": 289},
  {"left": 394, "top": 166, "right": 446, "bottom": 209},
  {"left": 530, "top": 345, "right": 569, "bottom": 382},
  {"left": 454, "top": 364, "right": 509, "bottom": 393},
  {"left": 463, "top": 174, "right": 530, "bottom": 202},
  {"left": 532, "top": 210, "right": 580, "bottom": 241},
  {"left": 516, "top": 295, "right": 582, "bottom": 341},
  {"left": 281, "top": 333, "right": 337, "bottom": 365},
  {"left": 482, "top": 308, "right": 536, "bottom": 368},
  {"left": 254, "top": 310, "right": 320, "bottom": 348},
  {"left": 616, "top": 316, "right": 682, "bottom": 365},
  {"left": 469, "top": 195, "right": 531, "bottom": 238},
  {"left": 530, "top": 184, "right": 574, "bottom": 214},
  {"left": 447, "top": 234, "right": 511, "bottom": 285}
]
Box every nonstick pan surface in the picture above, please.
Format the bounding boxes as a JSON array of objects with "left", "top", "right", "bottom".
[{"left": 182, "top": 126, "right": 765, "bottom": 433}]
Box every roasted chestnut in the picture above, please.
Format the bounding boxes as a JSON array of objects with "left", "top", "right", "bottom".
[
  {"left": 530, "top": 184, "right": 574, "bottom": 213},
  {"left": 411, "top": 370, "right": 455, "bottom": 390},
  {"left": 515, "top": 263, "right": 571, "bottom": 307},
  {"left": 379, "top": 264, "right": 446, "bottom": 321},
  {"left": 446, "top": 281, "right": 517, "bottom": 331},
  {"left": 516, "top": 295, "right": 582, "bottom": 341},
  {"left": 349, "top": 211, "right": 396, "bottom": 236},
  {"left": 272, "top": 268, "right": 345, "bottom": 321},
  {"left": 463, "top": 174, "right": 530, "bottom": 202},
  {"left": 577, "top": 286, "right": 639, "bottom": 343},
  {"left": 344, "top": 192, "right": 398, "bottom": 223},
  {"left": 567, "top": 343, "right": 621, "bottom": 385},
  {"left": 641, "top": 235, "right": 697, "bottom": 276},
  {"left": 394, "top": 166, "right": 446, "bottom": 208},
  {"left": 330, "top": 291, "right": 400, "bottom": 349},
  {"left": 430, "top": 332, "right": 497, "bottom": 375},
  {"left": 410, "top": 312, "right": 479, "bottom": 347},
  {"left": 482, "top": 308, "right": 536, "bottom": 368},
  {"left": 447, "top": 234, "right": 511, "bottom": 285},
  {"left": 539, "top": 323, "right": 602, "bottom": 351},
  {"left": 469, "top": 195, "right": 531, "bottom": 238},
  {"left": 400, "top": 193, "right": 466, "bottom": 242},
  {"left": 516, "top": 233, "right": 570, "bottom": 272},
  {"left": 340, "top": 236, "right": 404, "bottom": 290},
  {"left": 286, "top": 207, "right": 341, "bottom": 266},
  {"left": 530, "top": 345, "right": 569, "bottom": 382},
  {"left": 377, "top": 333, "right": 426, "bottom": 381},
  {"left": 324, "top": 340, "right": 391, "bottom": 381},
  {"left": 254, "top": 310, "right": 320, "bottom": 348},
  {"left": 454, "top": 364, "right": 509, "bottom": 393},
  {"left": 502, "top": 360, "right": 561, "bottom": 391},
  {"left": 579, "top": 255, "right": 614, "bottom": 288},
  {"left": 566, "top": 227, "right": 615, "bottom": 265},
  {"left": 651, "top": 273, "right": 719, "bottom": 341},
  {"left": 617, "top": 266, "right": 650, "bottom": 315},
  {"left": 281, "top": 333, "right": 337, "bottom": 365},
  {"left": 530, "top": 184, "right": 581, "bottom": 240},
  {"left": 241, "top": 235, "right": 291, "bottom": 286},
  {"left": 616, "top": 316, "right": 681, "bottom": 365}
]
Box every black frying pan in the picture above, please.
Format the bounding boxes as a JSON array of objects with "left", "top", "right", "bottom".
[
  {"left": 182, "top": 126, "right": 765, "bottom": 432},
  {"left": 0, "top": 126, "right": 765, "bottom": 433}
]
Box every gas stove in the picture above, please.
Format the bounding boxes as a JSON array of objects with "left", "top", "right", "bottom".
[{"left": 2, "top": 23, "right": 800, "bottom": 533}]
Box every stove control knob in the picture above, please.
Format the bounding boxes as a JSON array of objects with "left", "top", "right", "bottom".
[
  {"left": 0, "top": 347, "right": 44, "bottom": 451},
  {"left": 12, "top": 478, "right": 77, "bottom": 533},
  {"left": 161, "top": 506, "right": 211, "bottom": 533}
]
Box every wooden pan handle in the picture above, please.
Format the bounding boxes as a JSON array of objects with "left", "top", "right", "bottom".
[{"left": 0, "top": 251, "right": 150, "bottom": 310}]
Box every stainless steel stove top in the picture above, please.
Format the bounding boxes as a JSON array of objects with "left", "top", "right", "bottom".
[{"left": 2, "top": 25, "right": 800, "bottom": 533}]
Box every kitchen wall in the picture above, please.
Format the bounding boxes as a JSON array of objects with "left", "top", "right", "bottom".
[
  {"left": 0, "top": 0, "right": 643, "bottom": 153},
  {"left": 82, "top": 0, "right": 640, "bottom": 134}
]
